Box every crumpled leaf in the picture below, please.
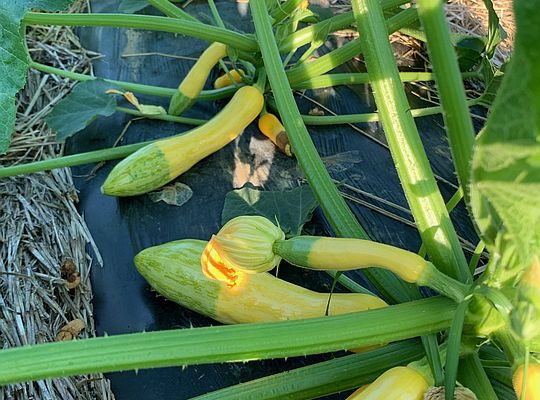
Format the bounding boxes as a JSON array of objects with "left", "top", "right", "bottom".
[
  {"left": 107, "top": 89, "right": 166, "bottom": 115},
  {"left": 0, "top": 0, "right": 75, "bottom": 153},
  {"left": 148, "top": 182, "right": 193, "bottom": 207},
  {"left": 46, "top": 79, "right": 120, "bottom": 140},
  {"left": 482, "top": 0, "right": 507, "bottom": 59},
  {"left": 471, "top": 0, "right": 540, "bottom": 278},
  {"left": 118, "top": 0, "right": 148, "bottom": 13},
  {"left": 221, "top": 185, "right": 318, "bottom": 236},
  {"left": 478, "top": 58, "right": 507, "bottom": 107}
]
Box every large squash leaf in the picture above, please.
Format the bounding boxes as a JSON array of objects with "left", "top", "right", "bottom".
[
  {"left": 221, "top": 185, "right": 318, "bottom": 236},
  {"left": 45, "top": 79, "right": 120, "bottom": 140},
  {"left": 471, "top": 0, "right": 540, "bottom": 279},
  {"left": 0, "top": 0, "right": 75, "bottom": 153}
]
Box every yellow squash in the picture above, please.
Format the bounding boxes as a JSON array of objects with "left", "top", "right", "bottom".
[
  {"left": 202, "top": 216, "right": 469, "bottom": 303},
  {"left": 135, "top": 239, "right": 388, "bottom": 326},
  {"left": 214, "top": 69, "right": 244, "bottom": 89},
  {"left": 346, "top": 366, "right": 429, "bottom": 400},
  {"left": 102, "top": 85, "right": 263, "bottom": 196},
  {"left": 258, "top": 112, "right": 293, "bottom": 156},
  {"left": 169, "top": 42, "right": 227, "bottom": 115},
  {"left": 513, "top": 363, "right": 540, "bottom": 400}
]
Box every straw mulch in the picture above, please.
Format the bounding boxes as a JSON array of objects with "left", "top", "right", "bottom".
[{"left": 0, "top": 1, "right": 112, "bottom": 399}]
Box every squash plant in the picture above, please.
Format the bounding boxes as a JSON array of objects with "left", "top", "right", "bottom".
[{"left": 0, "top": 0, "right": 538, "bottom": 399}]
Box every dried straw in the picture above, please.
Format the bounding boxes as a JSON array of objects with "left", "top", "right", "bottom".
[{"left": 0, "top": 1, "right": 112, "bottom": 398}]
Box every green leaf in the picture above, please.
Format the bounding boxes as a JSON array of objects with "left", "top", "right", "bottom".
[
  {"left": 118, "top": 0, "right": 149, "bottom": 13},
  {"left": 482, "top": 0, "right": 507, "bottom": 59},
  {"left": 455, "top": 36, "right": 485, "bottom": 71},
  {"left": 478, "top": 58, "right": 507, "bottom": 107},
  {"left": 45, "top": 79, "right": 120, "bottom": 141},
  {"left": 0, "top": 0, "right": 75, "bottom": 153},
  {"left": 221, "top": 185, "right": 318, "bottom": 236},
  {"left": 471, "top": 0, "right": 540, "bottom": 270}
]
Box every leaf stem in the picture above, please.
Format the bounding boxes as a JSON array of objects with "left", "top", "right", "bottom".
[
  {"left": 301, "top": 99, "right": 481, "bottom": 125},
  {"left": 250, "top": 0, "right": 418, "bottom": 303},
  {"left": 279, "top": 0, "right": 411, "bottom": 53},
  {"left": 147, "top": 0, "right": 198, "bottom": 22},
  {"left": 23, "top": 13, "right": 258, "bottom": 52},
  {"left": 285, "top": 6, "right": 418, "bottom": 86},
  {"left": 351, "top": 0, "right": 471, "bottom": 282},
  {"left": 115, "top": 107, "right": 206, "bottom": 125},
  {"left": 193, "top": 341, "right": 424, "bottom": 399},
  {"left": 0, "top": 297, "right": 456, "bottom": 385},
  {"left": 29, "top": 61, "right": 236, "bottom": 100},
  {"left": 292, "top": 70, "right": 481, "bottom": 90},
  {"left": 444, "top": 298, "right": 470, "bottom": 400},
  {"left": 457, "top": 351, "right": 499, "bottom": 400},
  {"left": 416, "top": 0, "right": 476, "bottom": 202},
  {"left": 0, "top": 141, "right": 155, "bottom": 177},
  {"left": 270, "top": 0, "right": 305, "bottom": 24}
]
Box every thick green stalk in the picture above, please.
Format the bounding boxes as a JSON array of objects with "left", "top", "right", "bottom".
[
  {"left": 286, "top": 7, "right": 418, "bottom": 86},
  {"left": 444, "top": 299, "right": 470, "bottom": 400},
  {"left": 250, "top": 1, "right": 365, "bottom": 237},
  {"left": 23, "top": 13, "right": 258, "bottom": 52},
  {"left": 416, "top": 0, "right": 476, "bottom": 201},
  {"left": 250, "top": 0, "right": 417, "bottom": 303},
  {"left": 351, "top": 0, "right": 470, "bottom": 282},
  {"left": 279, "top": 0, "right": 411, "bottom": 53},
  {"left": 270, "top": 0, "right": 305, "bottom": 23},
  {"left": 147, "top": 0, "right": 198, "bottom": 22},
  {"left": 292, "top": 70, "right": 480, "bottom": 90},
  {"left": 0, "top": 297, "right": 456, "bottom": 385},
  {"left": 193, "top": 341, "right": 424, "bottom": 399},
  {"left": 30, "top": 61, "right": 236, "bottom": 100},
  {"left": 457, "top": 352, "right": 498, "bottom": 400},
  {"left": 301, "top": 99, "right": 481, "bottom": 125},
  {"left": 0, "top": 141, "right": 155, "bottom": 177}
]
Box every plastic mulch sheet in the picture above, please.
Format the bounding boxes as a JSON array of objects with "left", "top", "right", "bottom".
[{"left": 67, "top": 1, "right": 481, "bottom": 398}]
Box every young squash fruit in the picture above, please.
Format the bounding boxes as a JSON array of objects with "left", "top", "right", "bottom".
[
  {"left": 135, "top": 239, "right": 388, "bottom": 326},
  {"left": 513, "top": 362, "right": 540, "bottom": 400},
  {"left": 214, "top": 69, "right": 244, "bottom": 89},
  {"left": 258, "top": 112, "right": 293, "bottom": 156},
  {"left": 203, "top": 216, "right": 469, "bottom": 302},
  {"left": 346, "top": 366, "right": 430, "bottom": 400},
  {"left": 169, "top": 42, "right": 227, "bottom": 115},
  {"left": 101, "top": 85, "right": 263, "bottom": 196}
]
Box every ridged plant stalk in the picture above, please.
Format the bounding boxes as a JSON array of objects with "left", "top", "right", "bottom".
[
  {"left": 250, "top": 0, "right": 419, "bottom": 303},
  {"left": 30, "top": 61, "right": 237, "bottom": 100},
  {"left": 279, "top": 0, "right": 411, "bottom": 53},
  {"left": 416, "top": 0, "right": 476, "bottom": 202},
  {"left": 457, "top": 352, "right": 499, "bottom": 400},
  {"left": 250, "top": 1, "right": 445, "bottom": 378},
  {"left": 351, "top": 0, "right": 471, "bottom": 283},
  {"left": 270, "top": 0, "right": 305, "bottom": 23},
  {"left": 0, "top": 140, "right": 156, "bottom": 177},
  {"left": 0, "top": 297, "right": 456, "bottom": 385},
  {"left": 147, "top": 0, "right": 198, "bottom": 22},
  {"left": 293, "top": 70, "right": 480, "bottom": 90},
  {"left": 193, "top": 341, "right": 424, "bottom": 399},
  {"left": 285, "top": 7, "right": 418, "bottom": 85},
  {"left": 301, "top": 98, "right": 482, "bottom": 125},
  {"left": 23, "top": 13, "right": 258, "bottom": 52}
]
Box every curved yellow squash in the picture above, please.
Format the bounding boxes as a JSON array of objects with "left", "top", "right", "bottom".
[
  {"left": 102, "top": 85, "right": 263, "bottom": 196},
  {"left": 134, "top": 239, "right": 388, "bottom": 326}
]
